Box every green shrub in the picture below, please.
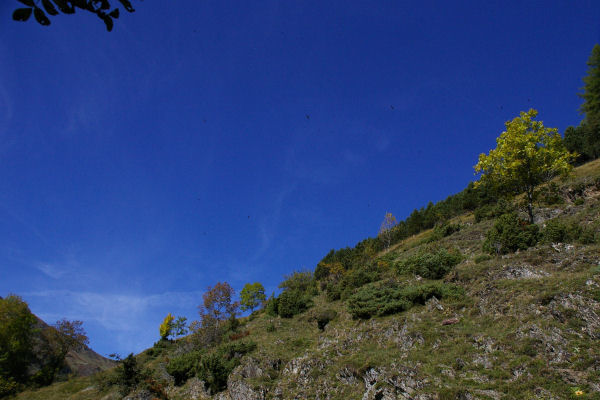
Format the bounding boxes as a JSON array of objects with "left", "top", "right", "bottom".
[
  {"left": 325, "top": 282, "right": 342, "bottom": 301},
  {"left": 224, "top": 314, "right": 240, "bottom": 333},
  {"left": 315, "top": 309, "right": 337, "bottom": 331},
  {"left": 323, "top": 262, "right": 382, "bottom": 302},
  {"left": 474, "top": 198, "right": 513, "bottom": 222},
  {"left": 344, "top": 267, "right": 379, "bottom": 289},
  {"left": 197, "top": 354, "right": 228, "bottom": 394},
  {"left": 115, "top": 354, "right": 141, "bottom": 396},
  {"left": 482, "top": 213, "right": 540, "bottom": 255},
  {"left": 542, "top": 219, "right": 570, "bottom": 243},
  {"left": 275, "top": 270, "right": 317, "bottom": 317},
  {"left": 277, "top": 289, "right": 313, "bottom": 318},
  {"left": 539, "top": 182, "right": 564, "bottom": 205},
  {"left": 429, "top": 223, "right": 461, "bottom": 242},
  {"left": 347, "top": 281, "right": 464, "bottom": 319},
  {"left": 0, "top": 376, "right": 18, "bottom": 398},
  {"left": 580, "top": 228, "right": 598, "bottom": 244},
  {"left": 265, "top": 295, "right": 279, "bottom": 317},
  {"left": 197, "top": 341, "right": 256, "bottom": 394},
  {"left": 395, "top": 248, "right": 463, "bottom": 279},
  {"left": 166, "top": 351, "right": 202, "bottom": 386},
  {"left": 541, "top": 218, "right": 597, "bottom": 244},
  {"left": 279, "top": 270, "right": 318, "bottom": 296},
  {"left": 474, "top": 254, "right": 492, "bottom": 264}
]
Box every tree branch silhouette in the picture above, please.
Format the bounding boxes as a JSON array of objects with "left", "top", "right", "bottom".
[{"left": 12, "top": 0, "right": 138, "bottom": 31}]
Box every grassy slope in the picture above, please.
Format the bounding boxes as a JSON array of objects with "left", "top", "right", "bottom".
[{"left": 15, "top": 159, "right": 600, "bottom": 400}]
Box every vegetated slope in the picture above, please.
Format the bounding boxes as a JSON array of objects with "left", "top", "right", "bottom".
[{"left": 17, "top": 159, "right": 600, "bottom": 400}]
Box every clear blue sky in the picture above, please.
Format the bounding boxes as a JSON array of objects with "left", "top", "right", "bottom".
[{"left": 1, "top": 1, "right": 599, "bottom": 357}]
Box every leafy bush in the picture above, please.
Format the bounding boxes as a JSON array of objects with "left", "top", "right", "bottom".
[
  {"left": 542, "top": 219, "right": 571, "bottom": 243},
  {"left": 474, "top": 254, "right": 492, "bottom": 264},
  {"left": 197, "top": 341, "right": 256, "bottom": 394},
  {"left": 315, "top": 309, "right": 337, "bottom": 331},
  {"left": 538, "top": 182, "right": 564, "bottom": 205},
  {"left": 265, "top": 295, "right": 279, "bottom": 317},
  {"left": 580, "top": 228, "right": 598, "bottom": 244},
  {"left": 166, "top": 351, "right": 202, "bottom": 386},
  {"left": 323, "top": 262, "right": 382, "bottom": 302},
  {"left": 344, "top": 265, "right": 380, "bottom": 288},
  {"left": 277, "top": 289, "right": 313, "bottom": 318},
  {"left": 0, "top": 376, "right": 18, "bottom": 398},
  {"left": 482, "top": 213, "right": 540, "bottom": 254},
  {"left": 429, "top": 223, "right": 461, "bottom": 242},
  {"left": 197, "top": 354, "right": 228, "bottom": 394},
  {"left": 115, "top": 354, "right": 141, "bottom": 396},
  {"left": 324, "top": 282, "right": 342, "bottom": 301},
  {"left": 474, "top": 197, "right": 514, "bottom": 222},
  {"left": 347, "top": 281, "right": 464, "bottom": 319},
  {"left": 395, "top": 248, "right": 463, "bottom": 279},
  {"left": 541, "top": 218, "right": 597, "bottom": 244},
  {"left": 279, "top": 270, "right": 318, "bottom": 296},
  {"left": 166, "top": 342, "right": 256, "bottom": 393}
]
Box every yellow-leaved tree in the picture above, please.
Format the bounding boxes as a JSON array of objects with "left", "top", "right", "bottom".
[
  {"left": 474, "top": 109, "right": 576, "bottom": 223},
  {"left": 159, "top": 313, "right": 174, "bottom": 341}
]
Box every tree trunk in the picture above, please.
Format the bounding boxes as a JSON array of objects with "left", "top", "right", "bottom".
[{"left": 526, "top": 188, "right": 534, "bottom": 224}]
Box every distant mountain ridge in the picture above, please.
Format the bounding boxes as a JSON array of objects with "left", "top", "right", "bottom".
[{"left": 31, "top": 315, "right": 116, "bottom": 377}]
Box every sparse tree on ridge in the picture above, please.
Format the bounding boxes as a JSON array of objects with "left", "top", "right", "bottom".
[
  {"left": 378, "top": 212, "right": 397, "bottom": 249},
  {"left": 159, "top": 313, "right": 174, "bottom": 341},
  {"left": 240, "top": 282, "right": 266, "bottom": 313},
  {"left": 51, "top": 318, "right": 89, "bottom": 357},
  {"left": 474, "top": 109, "right": 576, "bottom": 223},
  {"left": 578, "top": 44, "right": 600, "bottom": 159},
  {"left": 172, "top": 316, "right": 188, "bottom": 339},
  {"left": 564, "top": 44, "right": 600, "bottom": 162},
  {"left": 199, "top": 282, "right": 238, "bottom": 329}
]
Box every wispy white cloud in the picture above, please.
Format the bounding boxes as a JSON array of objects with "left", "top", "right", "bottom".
[
  {"left": 35, "top": 263, "right": 67, "bottom": 279},
  {"left": 28, "top": 289, "right": 202, "bottom": 328},
  {"left": 25, "top": 289, "right": 205, "bottom": 355},
  {"left": 253, "top": 183, "right": 295, "bottom": 261}
]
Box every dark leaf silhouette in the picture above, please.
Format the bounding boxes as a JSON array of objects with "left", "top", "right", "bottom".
[
  {"left": 12, "top": 7, "right": 32, "bottom": 21},
  {"left": 13, "top": 0, "right": 138, "bottom": 31},
  {"left": 71, "top": 0, "right": 91, "bottom": 11},
  {"left": 42, "top": 0, "right": 59, "bottom": 16},
  {"left": 52, "top": 0, "right": 75, "bottom": 14},
  {"left": 117, "top": 0, "right": 135, "bottom": 12},
  {"left": 33, "top": 7, "right": 51, "bottom": 25},
  {"left": 101, "top": 14, "right": 113, "bottom": 31}
]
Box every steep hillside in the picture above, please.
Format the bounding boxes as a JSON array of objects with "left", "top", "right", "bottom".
[{"left": 14, "top": 159, "right": 600, "bottom": 400}]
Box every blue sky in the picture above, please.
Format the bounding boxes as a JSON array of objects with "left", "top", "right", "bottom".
[{"left": 1, "top": 1, "right": 599, "bottom": 357}]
